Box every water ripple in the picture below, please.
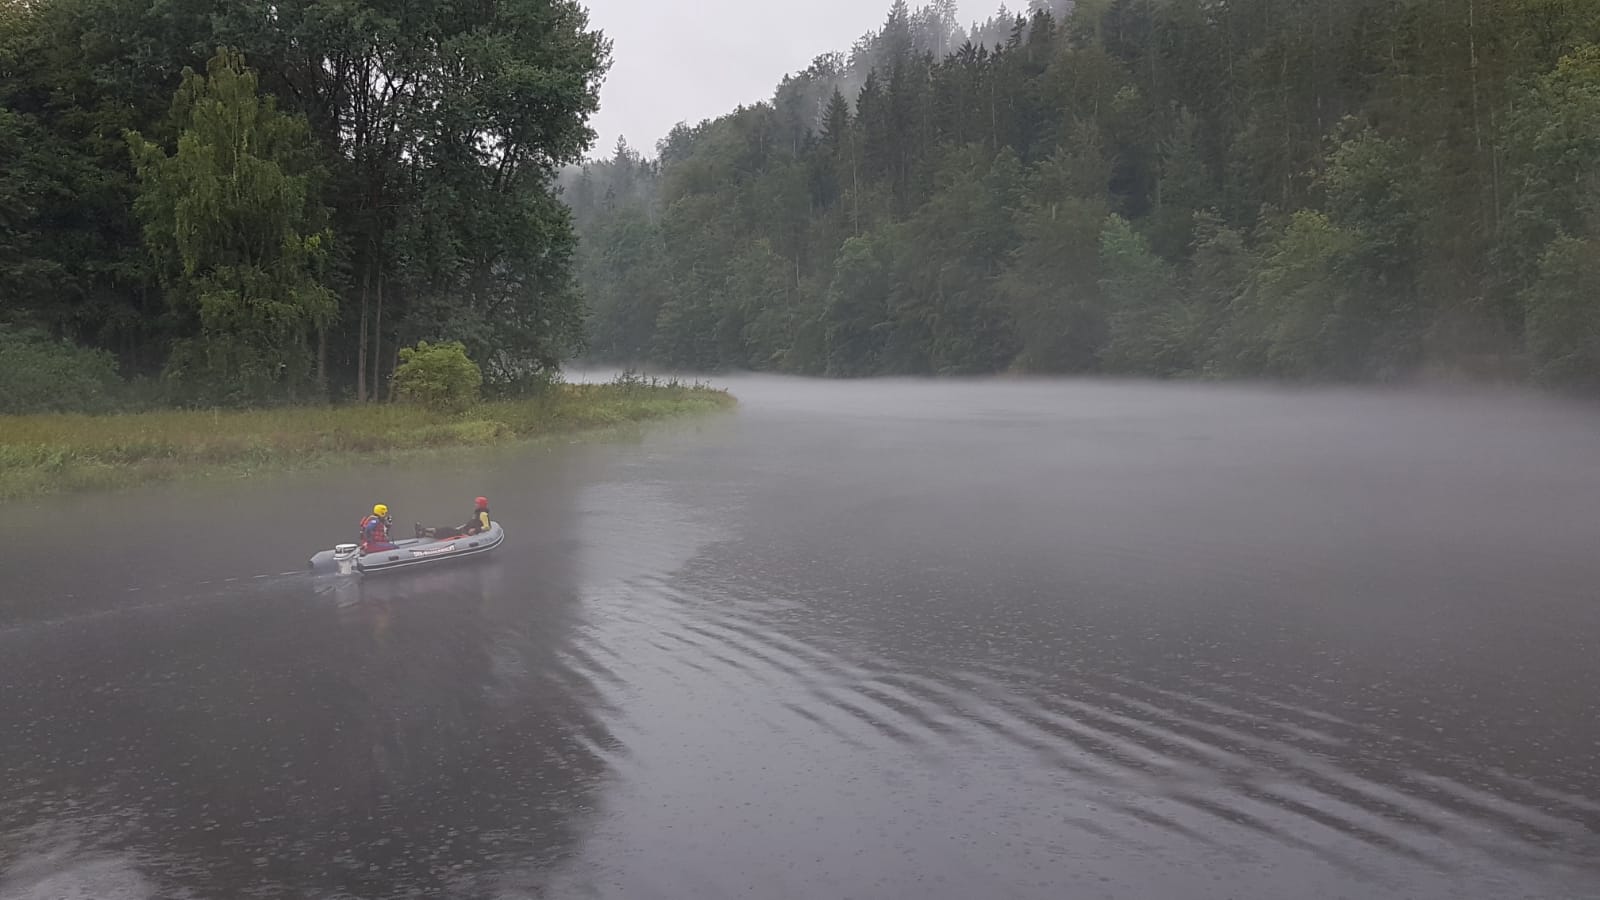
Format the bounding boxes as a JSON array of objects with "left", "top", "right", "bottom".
[{"left": 574, "top": 561, "right": 1600, "bottom": 892}]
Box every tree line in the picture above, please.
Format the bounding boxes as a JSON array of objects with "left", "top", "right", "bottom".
[
  {"left": 1, "top": 0, "right": 607, "bottom": 409},
  {"left": 567, "top": 0, "right": 1600, "bottom": 385}
]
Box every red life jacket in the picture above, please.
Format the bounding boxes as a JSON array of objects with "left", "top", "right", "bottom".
[{"left": 360, "top": 514, "right": 389, "bottom": 548}]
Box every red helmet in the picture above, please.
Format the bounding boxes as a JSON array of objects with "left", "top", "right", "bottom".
[{"left": 475, "top": 496, "right": 489, "bottom": 509}]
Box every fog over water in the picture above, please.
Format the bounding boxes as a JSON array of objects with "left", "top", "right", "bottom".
[{"left": 2, "top": 376, "right": 1597, "bottom": 898}]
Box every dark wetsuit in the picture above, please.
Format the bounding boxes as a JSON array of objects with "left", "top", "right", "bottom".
[
  {"left": 461, "top": 508, "right": 490, "bottom": 535},
  {"left": 421, "top": 508, "right": 490, "bottom": 539}
]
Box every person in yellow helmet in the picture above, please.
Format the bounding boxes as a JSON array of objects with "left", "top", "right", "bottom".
[{"left": 359, "top": 503, "right": 397, "bottom": 554}]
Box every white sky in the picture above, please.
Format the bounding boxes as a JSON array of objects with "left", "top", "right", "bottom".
[{"left": 581, "top": 0, "right": 1000, "bottom": 158}]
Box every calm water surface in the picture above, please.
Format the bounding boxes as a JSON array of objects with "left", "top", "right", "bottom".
[{"left": 1, "top": 377, "right": 1597, "bottom": 899}]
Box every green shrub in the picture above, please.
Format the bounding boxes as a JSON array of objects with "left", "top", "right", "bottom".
[
  {"left": 391, "top": 340, "right": 483, "bottom": 412},
  {"left": 0, "top": 328, "right": 126, "bottom": 414}
]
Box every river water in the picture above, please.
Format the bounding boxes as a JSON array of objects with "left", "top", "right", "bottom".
[{"left": 1, "top": 377, "right": 1597, "bottom": 899}]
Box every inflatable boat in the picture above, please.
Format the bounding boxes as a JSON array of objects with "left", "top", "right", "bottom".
[{"left": 309, "top": 521, "right": 505, "bottom": 576}]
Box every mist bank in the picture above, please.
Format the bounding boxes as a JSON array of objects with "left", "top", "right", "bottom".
[
  {"left": 567, "top": 0, "right": 1600, "bottom": 387},
  {"left": 0, "top": 381, "right": 734, "bottom": 502}
]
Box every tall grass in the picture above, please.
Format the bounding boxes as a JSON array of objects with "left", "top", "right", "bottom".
[{"left": 0, "top": 381, "right": 733, "bottom": 501}]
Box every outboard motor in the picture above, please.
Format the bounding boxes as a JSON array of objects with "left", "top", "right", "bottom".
[{"left": 333, "top": 543, "right": 360, "bottom": 576}]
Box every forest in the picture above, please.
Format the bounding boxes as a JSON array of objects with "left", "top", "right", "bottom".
[
  {"left": 0, "top": 0, "right": 607, "bottom": 410},
  {"left": 567, "top": 0, "right": 1600, "bottom": 385}
]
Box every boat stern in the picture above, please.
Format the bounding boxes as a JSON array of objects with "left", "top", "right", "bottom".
[{"left": 309, "top": 543, "right": 362, "bottom": 576}]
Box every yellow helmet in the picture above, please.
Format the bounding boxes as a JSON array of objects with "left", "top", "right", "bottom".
[{"left": 373, "top": 504, "right": 389, "bottom": 517}]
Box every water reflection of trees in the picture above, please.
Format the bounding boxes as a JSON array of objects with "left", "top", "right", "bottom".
[
  {"left": 0, "top": 478, "right": 616, "bottom": 898},
  {"left": 275, "top": 559, "right": 619, "bottom": 897}
]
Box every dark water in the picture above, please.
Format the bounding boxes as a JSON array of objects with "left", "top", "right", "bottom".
[{"left": 2, "top": 377, "right": 1598, "bottom": 899}]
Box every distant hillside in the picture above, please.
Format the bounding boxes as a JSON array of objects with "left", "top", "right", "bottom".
[{"left": 565, "top": 0, "right": 1600, "bottom": 386}]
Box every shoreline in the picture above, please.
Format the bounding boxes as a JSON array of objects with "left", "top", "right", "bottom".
[{"left": 0, "top": 382, "right": 735, "bottom": 502}]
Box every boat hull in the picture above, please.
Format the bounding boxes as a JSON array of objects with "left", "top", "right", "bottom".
[{"left": 309, "top": 522, "right": 505, "bottom": 575}]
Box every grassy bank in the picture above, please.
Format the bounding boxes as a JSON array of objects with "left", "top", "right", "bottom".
[{"left": 0, "top": 380, "right": 734, "bottom": 501}]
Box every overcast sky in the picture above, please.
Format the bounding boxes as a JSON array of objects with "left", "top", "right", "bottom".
[{"left": 581, "top": 0, "right": 998, "bottom": 159}]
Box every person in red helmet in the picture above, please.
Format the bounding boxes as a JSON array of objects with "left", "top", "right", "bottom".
[
  {"left": 416, "top": 496, "right": 492, "bottom": 540},
  {"left": 462, "top": 496, "right": 491, "bottom": 535}
]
